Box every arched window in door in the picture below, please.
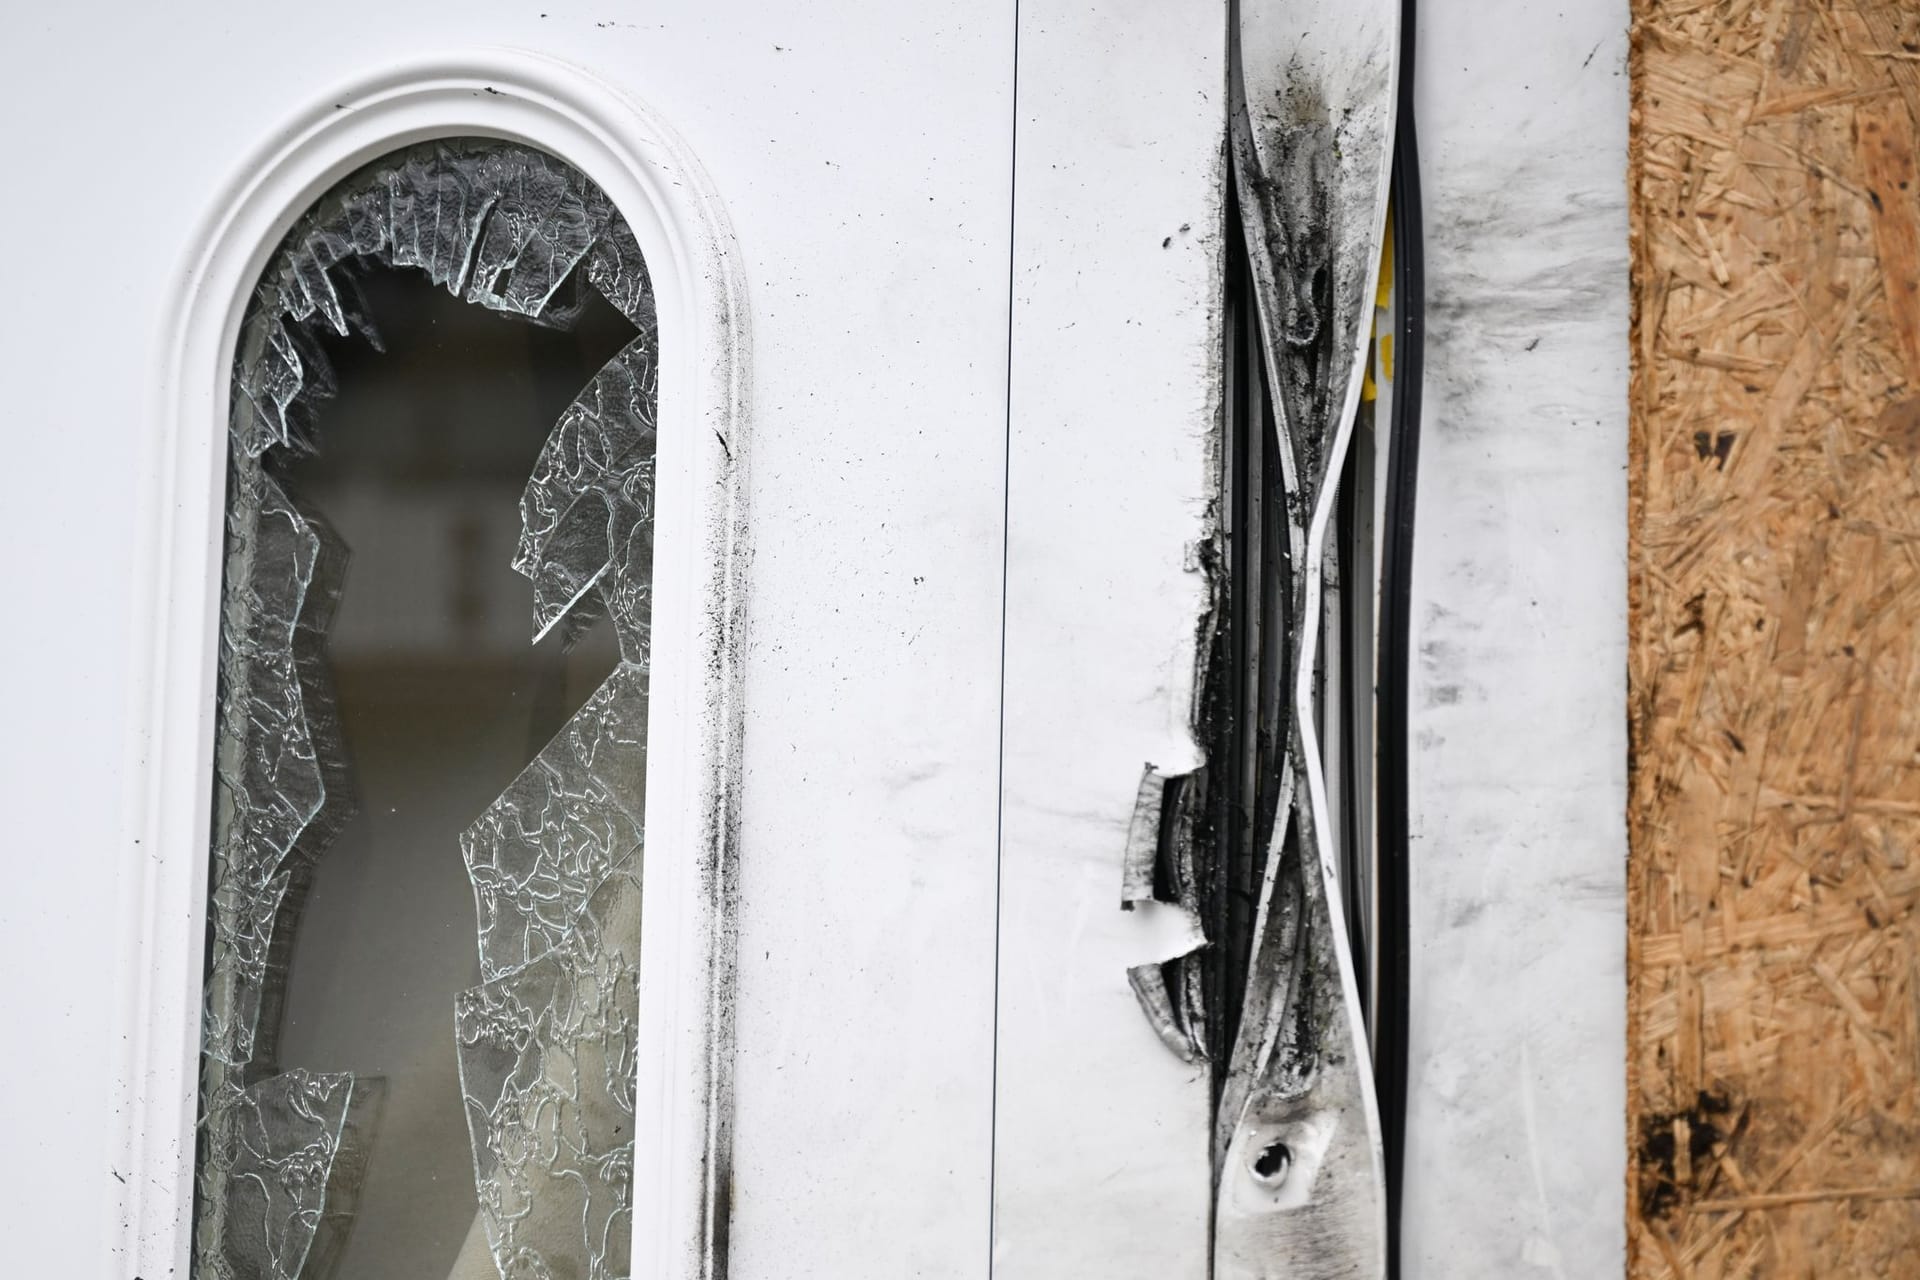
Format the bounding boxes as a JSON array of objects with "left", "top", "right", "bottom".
[{"left": 196, "top": 137, "right": 658, "bottom": 1280}]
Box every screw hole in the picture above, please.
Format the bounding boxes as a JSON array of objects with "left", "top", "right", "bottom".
[{"left": 1251, "top": 1140, "right": 1292, "bottom": 1184}]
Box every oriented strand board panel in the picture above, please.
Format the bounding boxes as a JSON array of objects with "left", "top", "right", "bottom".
[{"left": 1631, "top": 3, "right": 1920, "bottom": 1274}]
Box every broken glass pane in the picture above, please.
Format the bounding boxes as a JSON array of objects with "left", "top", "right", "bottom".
[{"left": 195, "top": 138, "right": 657, "bottom": 1280}]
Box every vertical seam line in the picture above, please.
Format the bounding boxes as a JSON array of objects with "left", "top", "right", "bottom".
[{"left": 987, "top": 0, "right": 1021, "bottom": 1274}]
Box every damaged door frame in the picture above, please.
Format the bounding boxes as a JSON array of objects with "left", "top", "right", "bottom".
[
  {"left": 109, "top": 51, "right": 750, "bottom": 1280},
  {"left": 993, "top": 1, "right": 1418, "bottom": 1272}
]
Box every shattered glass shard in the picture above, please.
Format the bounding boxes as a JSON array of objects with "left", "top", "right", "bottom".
[
  {"left": 464, "top": 662, "right": 649, "bottom": 983},
  {"left": 204, "top": 465, "right": 351, "bottom": 1068},
  {"left": 515, "top": 348, "right": 658, "bottom": 652},
  {"left": 194, "top": 1071, "right": 388, "bottom": 1280},
  {"left": 456, "top": 852, "right": 644, "bottom": 1280},
  {"left": 231, "top": 140, "right": 653, "bottom": 460}
]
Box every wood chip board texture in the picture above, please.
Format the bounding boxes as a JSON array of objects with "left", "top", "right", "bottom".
[{"left": 1631, "top": 3, "right": 1920, "bottom": 1275}]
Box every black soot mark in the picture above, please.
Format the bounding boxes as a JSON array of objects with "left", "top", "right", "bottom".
[{"left": 1637, "top": 1088, "right": 1739, "bottom": 1221}]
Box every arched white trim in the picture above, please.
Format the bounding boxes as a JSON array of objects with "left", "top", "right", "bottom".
[{"left": 110, "top": 50, "right": 749, "bottom": 1280}]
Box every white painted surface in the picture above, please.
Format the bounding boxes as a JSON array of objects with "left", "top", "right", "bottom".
[
  {"left": 1402, "top": 2, "right": 1629, "bottom": 1276},
  {"left": 715, "top": 6, "right": 1012, "bottom": 1275},
  {"left": 993, "top": 0, "right": 1224, "bottom": 1274},
  {"left": 0, "top": 6, "right": 1012, "bottom": 1278},
  {"left": 0, "top": 2, "right": 1633, "bottom": 1274}
]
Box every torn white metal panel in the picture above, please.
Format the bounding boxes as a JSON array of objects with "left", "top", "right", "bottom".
[
  {"left": 1402, "top": 1, "right": 1629, "bottom": 1276},
  {"left": 992, "top": 0, "right": 1226, "bottom": 1272},
  {"left": 1220, "top": 0, "right": 1398, "bottom": 1274},
  {"left": 1232, "top": 0, "right": 1398, "bottom": 519}
]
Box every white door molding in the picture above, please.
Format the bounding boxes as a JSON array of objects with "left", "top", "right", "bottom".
[{"left": 110, "top": 48, "right": 750, "bottom": 1280}]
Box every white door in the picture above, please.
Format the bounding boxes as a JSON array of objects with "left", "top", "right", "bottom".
[{"left": 0, "top": 2, "right": 1627, "bottom": 1278}]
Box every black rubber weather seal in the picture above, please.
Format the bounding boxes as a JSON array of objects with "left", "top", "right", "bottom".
[{"left": 1378, "top": 0, "right": 1424, "bottom": 1275}]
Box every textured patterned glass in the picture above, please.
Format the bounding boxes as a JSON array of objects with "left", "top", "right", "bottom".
[{"left": 194, "top": 138, "right": 656, "bottom": 1280}]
